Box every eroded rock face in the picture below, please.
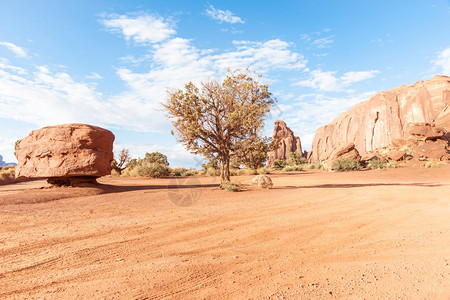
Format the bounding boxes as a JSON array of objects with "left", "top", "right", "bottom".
[
  {"left": 267, "top": 120, "right": 303, "bottom": 167},
  {"left": 311, "top": 75, "right": 450, "bottom": 162},
  {"left": 15, "top": 124, "right": 114, "bottom": 184}
]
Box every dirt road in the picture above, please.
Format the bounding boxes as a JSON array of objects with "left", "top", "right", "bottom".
[{"left": 1, "top": 167, "right": 449, "bottom": 299}]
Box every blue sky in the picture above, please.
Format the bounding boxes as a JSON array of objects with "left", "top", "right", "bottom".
[{"left": 0, "top": 0, "right": 449, "bottom": 167}]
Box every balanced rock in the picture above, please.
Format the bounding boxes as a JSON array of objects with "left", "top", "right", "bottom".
[
  {"left": 320, "top": 143, "right": 361, "bottom": 171},
  {"left": 267, "top": 120, "right": 303, "bottom": 167},
  {"left": 250, "top": 174, "right": 273, "bottom": 189},
  {"left": 15, "top": 124, "right": 114, "bottom": 185},
  {"left": 310, "top": 75, "right": 450, "bottom": 162}
]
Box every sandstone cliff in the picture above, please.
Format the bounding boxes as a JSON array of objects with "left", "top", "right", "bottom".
[
  {"left": 267, "top": 120, "right": 303, "bottom": 166},
  {"left": 310, "top": 75, "right": 450, "bottom": 162}
]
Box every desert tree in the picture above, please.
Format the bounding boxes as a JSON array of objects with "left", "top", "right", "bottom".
[
  {"left": 112, "top": 148, "right": 131, "bottom": 174},
  {"left": 143, "top": 151, "right": 169, "bottom": 166},
  {"left": 235, "top": 135, "right": 273, "bottom": 174},
  {"left": 164, "top": 69, "right": 275, "bottom": 186}
]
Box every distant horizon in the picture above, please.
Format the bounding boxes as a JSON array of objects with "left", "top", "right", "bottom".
[{"left": 1, "top": 0, "right": 449, "bottom": 168}]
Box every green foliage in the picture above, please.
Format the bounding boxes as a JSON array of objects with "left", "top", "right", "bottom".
[
  {"left": 272, "top": 159, "right": 286, "bottom": 170},
  {"left": 286, "top": 152, "right": 307, "bottom": 166},
  {"left": 235, "top": 137, "right": 272, "bottom": 171},
  {"left": 332, "top": 159, "right": 362, "bottom": 172},
  {"left": 121, "top": 152, "right": 170, "bottom": 178},
  {"left": 144, "top": 152, "right": 169, "bottom": 166},
  {"left": 222, "top": 181, "right": 241, "bottom": 192},
  {"left": 202, "top": 159, "right": 219, "bottom": 172}
]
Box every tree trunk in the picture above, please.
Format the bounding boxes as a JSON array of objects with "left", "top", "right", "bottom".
[{"left": 219, "top": 156, "right": 231, "bottom": 187}]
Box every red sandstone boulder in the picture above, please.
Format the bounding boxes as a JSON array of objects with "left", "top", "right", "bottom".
[
  {"left": 409, "top": 123, "right": 446, "bottom": 140},
  {"left": 311, "top": 75, "right": 450, "bottom": 162},
  {"left": 320, "top": 143, "right": 361, "bottom": 171},
  {"left": 15, "top": 124, "right": 114, "bottom": 185},
  {"left": 267, "top": 120, "right": 303, "bottom": 167},
  {"left": 387, "top": 150, "right": 407, "bottom": 161},
  {"left": 412, "top": 140, "right": 449, "bottom": 161}
]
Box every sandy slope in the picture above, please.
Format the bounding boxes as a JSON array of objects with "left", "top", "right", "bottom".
[{"left": 0, "top": 167, "right": 449, "bottom": 299}]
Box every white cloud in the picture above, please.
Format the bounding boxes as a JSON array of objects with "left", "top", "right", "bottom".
[
  {"left": 434, "top": 47, "right": 450, "bottom": 75},
  {"left": 85, "top": 72, "right": 103, "bottom": 80},
  {"left": 341, "top": 70, "right": 380, "bottom": 85},
  {"left": 311, "top": 36, "right": 334, "bottom": 49},
  {"left": 0, "top": 41, "right": 29, "bottom": 58},
  {"left": 296, "top": 69, "right": 379, "bottom": 92},
  {"left": 279, "top": 91, "right": 377, "bottom": 150},
  {"left": 205, "top": 5, "right": 244, "bottom": 24},
  {"left": 101, "top": 14, "right": 175, "bottom": 44}
]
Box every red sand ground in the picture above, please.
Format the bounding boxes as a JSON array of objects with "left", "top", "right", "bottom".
[{"left": 0, "top": 167, "right": 449, "bottom": 299}]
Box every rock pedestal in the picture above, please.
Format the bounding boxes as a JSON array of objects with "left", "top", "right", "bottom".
[{"left": 15, "top": 123, "right": 115, "bottom": 185}]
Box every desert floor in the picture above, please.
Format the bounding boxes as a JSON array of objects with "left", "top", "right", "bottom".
[{"left": 0, "top": 167, "right": 449, "bottom": 299}]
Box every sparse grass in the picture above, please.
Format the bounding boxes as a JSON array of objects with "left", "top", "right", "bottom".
[
  {"left": 368, "top": 159, "right": 386, "bottom": 170},
  {"left": 222, "top": 181, "right": 241, "bottom": 192},
  {"left": 332, "top": 159, "right": 362, "bottom": 172},
  {"left": 172, "top": 167, "right": 187, "bottom": 176},
  {"left": 0, "top": 166, "right": 16, "bottom": 183},
  {"left": 282, "top": 165, "right": 304, "bottom": 172},
  {"left": 425, "top": 161, "right": 446, "bottom": 168},
  {"left": 305, "top": 163, "right": 322, "bottom": 170}
]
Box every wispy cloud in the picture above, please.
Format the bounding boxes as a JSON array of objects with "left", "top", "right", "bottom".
[
  {"left": 101, "top": 13, "right": 175, "bottom": 45},
  {"left": 296, "top": 69, "right": 379, "bottom": 92},
  {"left": 433, "top": 47, "right": 450, "bottom": 75},
  {"left": 0, "top": 41, "right": 29, "bottom": 58},
  {"left": 300, "top": 29, "right": 334, "bottom": 49},
  {"left": 205, "top": 5, "right": 244, "bottom": 24}
]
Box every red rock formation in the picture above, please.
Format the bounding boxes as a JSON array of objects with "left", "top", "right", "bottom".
[
  {"left": 267, "top": 120, "right": 303, "bottom": 167},
  {"left": 310, "top": 75, "right": 450, "bottom": 162},
  {"left": 15, "top": 124, "right": 114, "bottom": 185}
]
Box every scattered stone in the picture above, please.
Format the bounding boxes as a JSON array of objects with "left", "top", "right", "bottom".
[
  {"left": 409, "top": 123, "right": 446, "bottom": 141},
  {"left": 250, "top": 174, "right": 273, "bottom": 189}
]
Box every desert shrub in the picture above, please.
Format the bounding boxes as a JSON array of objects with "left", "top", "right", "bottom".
[
  {"left": 368, "top": 158, "right": 386, "bottom": 170},
  {"left": 0, "top": 166, "right": 16, "bottom": 183},
  {"left": 130, "top": 162, "right": 170, "bottom": 178},
  {"left": 222, "top": 181, "right": 241, "bottom": 192},
  {"left": 144, "top": 152, "right": 169, "bottom": 166},
  {"left": 286, "top": 152, "right": 307, "bottom": 166},
  {"left": 282, "top": 165, "right": 304, "bottom": 172},
  {"left": 110, "top": 169, "right": 121, "bottom": 177},
  {"left": 258, "top": 167, "right": 270, "bottom": 174},
  {"left": 306, "top": 163, "right": 322, "bottom": 170},
  {"left": 425, "top": 161, "right": 446, "bottom": 168},
  {"left": 332, "top": 159, "right": 362, "bottom": 172},
  {"left": 172, "top": 167, "right": 187, "bottom": 176},
  {"left": 272, "top": 159, "right": 286, "bottom": 170},
  {"left": 182, "top": 169, "right": 198, "bottom": 176},
  {"left": 206, "top": 166, "right": 220, "bottom": 176}
]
